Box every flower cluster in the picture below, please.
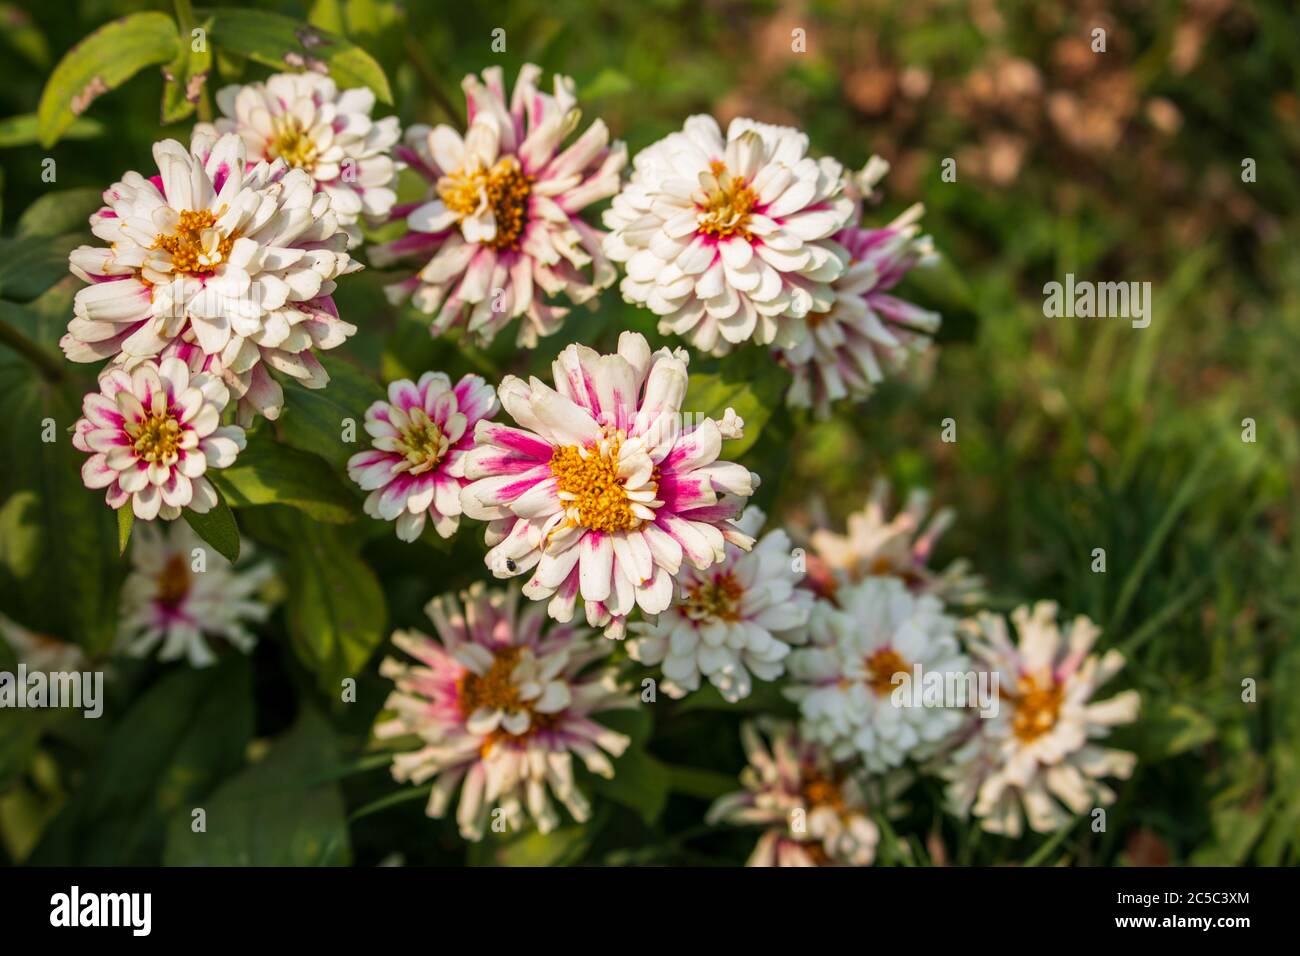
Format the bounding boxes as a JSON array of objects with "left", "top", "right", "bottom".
[
  {"left": 375, "top": 583, "right": 635, "bottom": 840},
  {"left": 374, "top": 64, "right": 626, "bottom": 347}
]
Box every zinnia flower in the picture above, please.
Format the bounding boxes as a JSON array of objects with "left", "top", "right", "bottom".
[
  {"left": 375, "top": 583, "right": 636, "bottom": 840},
  {"left": 346, "top": 371, "right": 498, "bottom": 542},
  {"left": 807, "top": 478, "right": 982, "bottom": 605},
  {"left": 939, "top": 602, "right": 1139, "bottom": 837},
  {"left": 62, "top": 131, "right": 360, "bottom": 422},
  {"left": 778, "top": 204, "right": 941, "bottom": 417},
  {"left": 0, "top": 615, "right": 88, "bottom": 673},
  {"left": 628, "top": 507, "right": 811, "bottom": 701},
  {"left": 73, "top": 356, "right": 245, "bottom": 520},
  {"left": 707, "top": 719, "right": 879, "bottom": 867},
  {"left": 372, "top": 64, "right": 626, "bottom": 346},
  {"left": 459, "top": 331, "right": 759, "bottom": 639},
  {"left": 603, "top": 115, "right": 854, "bottom": 355},
  {"left": 196, "top": 73, "right": 402, "bottom": 248},
  {"left": 118, "top": 520, "right": 273, "bottom": 667},
  {"left": 786, "top": 576, "right": 970, "bottom": 772}
]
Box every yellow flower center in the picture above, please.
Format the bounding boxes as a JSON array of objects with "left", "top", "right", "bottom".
[
  {"left": 397, "top": 412, "right": 448, "bottom": 474},
  {"left": 801, "top": 769, "right": 846, "bottom": 813},
  {"left": 683, "top": 571, "right": 745, "bottom": 623},
  {"left": 130, "top": 412, "right": 182, "bottom": 463},
  {"left": 549, "top": 441, "right": 652, "bottom": 534},
  {"left": 696, "top": 160, "right": 759, "bottom": 240},
  {"left": 457, "top": 646, "right": 562, "bottom": 751},
  {"left": 267, "top": 117, "right": 319, "bottom": 170},
  {"left": 152, "top": 209, "right": 235, "bottom": 276},
  {"left": 1005, "top": 675, "right": 1064, "bottom": 742},
  {"left": 156, "top": 554, "right": 192, "bottom": 610},
  {"left": 864, "top": 646, "right": 909, "bottom": 697},
  {"left": 437, "top": 156, "right": 534, "bottom": 250}
]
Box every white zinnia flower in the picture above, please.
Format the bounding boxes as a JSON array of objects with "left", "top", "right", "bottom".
[
  {"left": 375, "top": 583, "right": 636, "bottom": 840},
  {"left": 0, "top": 615, "right": 88, "bottom": 673},
  {"left": 196, "top": 73, "right": 402, "bottom": 248},
  {"left": 374, "top": 64, "right": 626, "bottom": 346},
  {"left": 808, "top": 478, "right": 982, "bottom": 605},
  {"left": 346, "top": 372, "right": 498, "bottom": 542},
  {"left": 707, "top": 719, "right": 879, "bottom": 867},
  {"left": 459, "top": 331, "right": 759, "bottom": 639},
  {"left": 118, "top": 521, "right": 274, "bottom": 667},
  {"left": 603, "top": 115, "right": 855, "bottom": 355},
  {"left": 778, "top": 204, "right": 941, "bottom": 417},
  {"left": 940, "top": 602, "right": 1139, "bottom": 837},
  {"left": 628, "top": 506, "right": 811, "bottom": 701},
  {"left": 786, "top": 576, "right": 970, "bottom": 772},
  {"left": 62, "top": 131, "right": 360, "bottom": 423},
  {"left": 72, "top": 356, "right": 245, "bottom": 520}
]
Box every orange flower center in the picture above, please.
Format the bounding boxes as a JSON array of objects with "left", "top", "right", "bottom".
[
  {"left": 152, "top": 209, "right": 235, "bottom": 276},
  {"left": 457, "top": 646, "right": 562, "bottom": 752},
  {"left": 549, "top": 442, "right": 649, "bottom": 534},
  {"left": 696, "top": 160, "right": 759, "bottom": 240},
  {"left": 156, "top": 554, "right": 191, "bottom": 609},
  {"left": 130, "top": 412, "right": 182, "bottom": 463},
  {"left": 437, "top": 156, "right": 533, "bottom": 250},
  {"left": 864, "top": 646, "right": 909, "bottom": 696},
  {"left": 683, "top": 571, "right": 745, "bottom": 622},
  {"left": 1005, "top": 674, "right": 1064, "bottom": 742}
]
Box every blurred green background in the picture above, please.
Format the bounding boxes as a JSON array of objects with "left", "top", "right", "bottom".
[{"left": 0, "top": 0, "right": 1296, "bottom": 866}]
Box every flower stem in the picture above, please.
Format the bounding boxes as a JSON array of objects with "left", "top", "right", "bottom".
[
  {"left": 172, "top": 0, "right": 213, "bottom": 123},
  {"left": 0, "top": 318, "right": 65, "bottom": 382}
]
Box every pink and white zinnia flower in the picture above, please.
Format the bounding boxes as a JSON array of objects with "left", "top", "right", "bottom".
[
  {"left": 940, "top": 603, "right": 1139, "bottom": 837},
  {"left": 373, "top": 64, "right": 626, "bottom": 346},
  {"left": 73, "top": 356, "right": 245, "bottom": 520},
  {"left": 196, "top": 73, "right": 402, "bottom": 248},
  {"left": 603, "top": 116, "right": 855, "bottom": 355},
  {"left": 62, "top": 131, "right": 360, "bottom": 423},
  {"left": 347, "top": 372, "right": 498, "bottom": 542},
  {"left": 459, "top": 332, "right": 759, "bottom": 639},
  {"left": 707, "top": 719, "right": 879, "bottom": 867},
  {"left": 118, "top": 521, "right": 273, "bottom": 667},
  {"left": 375, "top": 583, "right": 636, "bottom": 840},
  {"left": 628, "top": 507, "right": 812, "bottom": 702},
  {"left": 779, "top": 204, "right": 941, "bottom": 417}
]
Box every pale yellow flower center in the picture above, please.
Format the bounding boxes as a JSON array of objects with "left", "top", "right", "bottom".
[
  {"left": 683, "top": 571, "right": 745, "bottom": 623},
  {"left": 549, "top": 440, "right": 651, "bottom": 534},
  {"left": 397, "top": 411, "right": 449, "bottom": 474},
  {"left": 1005, "top": 674, "right": 1064, "bottom": 742},
  {"left": 437, "top": 156, "right": 533, "bottom": 250},
  {"left": 152, "top": 208, "right": 234, "bottom": 276},
  {"left": 130, "top": 412, "right": 182, "bottom": 463},
  {"left": 696, "top": 160, "right": 759, "bottom": 240},
  {"left": 267, "top": 117, "right": 319, "bottom": 170}
]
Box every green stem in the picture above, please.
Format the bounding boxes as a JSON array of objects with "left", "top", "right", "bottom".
[
  {"left": 0, "top": 319, "right": 64, "bottom": 382},
  {"left": 172, "top": 0, "right": 213, "bottom": 122}
]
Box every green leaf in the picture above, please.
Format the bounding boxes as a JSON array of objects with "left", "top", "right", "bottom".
[
  {"left": 467, "top": 809, "right": 607, "bottom": 867},
  {"left": 202, "top": 7, "right": 392, "bottom": 104},
  {"left": 277, "top": 355, "right": 384, "bottom": 471},
  {"left": 36, "top": 12, "right": 179, "bottom": 148},
  {"left": 163, "top": 707, "right": 352, "bottom": 865},
  {"left": 182, "top": 493, "right": 240, "bottom": 562},
  {"left": 16, "top": 187, "right": 101, "bottom": 238},
  {"left": 116, "top": 507, "right": 133, "bottom": 555},
  {"left": 1130, "top": 700, "right": 1216, "bottom": 761},
  {"left": 683, "top": 347, "right": 788, "bottom": 459},
  {"left": 0, "top": 113, "right": 103, "bottom": 149},
  {"left": 585, "top": 747, "right": 669, "bottom": 825},
  {"left": 160, "top": 22, "right": 212, "bottom": 124},
  {"left": 0, "top": 232, "right": 87, "bottom": 304},
  {"left": 0, "top": 361, "right": 118, "bottom": 653},
  {"left": 268, "top": 509, "right": 387, "bottom": 694},
  {"left": 897, "top": 255, "right": 979, "bottom": 344},
  {"left": 30, "top": 657, "right": 254, "bottom": 865},
  {"left": 664, "top": 763, "right": 737, "bottom": 801},
  {"left": 212, "top": 431, "right": 358, "bottom": 523}
]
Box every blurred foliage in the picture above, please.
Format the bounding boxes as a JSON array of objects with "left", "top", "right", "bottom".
[{"left": 0, "top": 0, "right": 1297, "bottom": 867}]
